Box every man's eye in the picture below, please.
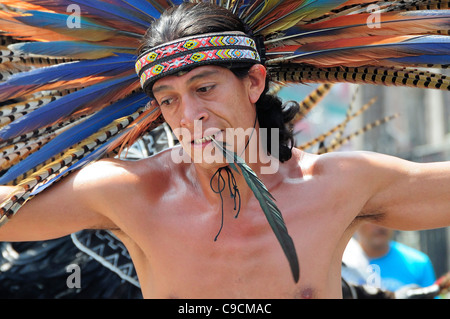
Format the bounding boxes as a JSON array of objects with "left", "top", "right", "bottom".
[
  {"left": 160, "top": 98, "right": 173, "bottom": 106},
  {"left": 197, "top": 85, "right": 214, "bottom": 93}
]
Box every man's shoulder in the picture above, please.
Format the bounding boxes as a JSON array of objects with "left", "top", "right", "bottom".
[
  {"left": 306, "top": 150, "right": 402, "bottom": 178},
  {"left": 296, "top": 150, "right": 370, "bottom": 176},
  {"left": 76, "top": 147, "right": 180, "bottom": 186},
  {"left": 77, "top": 157, "right": 137, "bottom": 181}
]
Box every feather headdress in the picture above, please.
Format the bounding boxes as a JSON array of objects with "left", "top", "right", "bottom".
[{"left": 0, "top": 0, "right": 449, "bottom": 282}]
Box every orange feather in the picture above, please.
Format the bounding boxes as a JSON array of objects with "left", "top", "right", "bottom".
[
  {"left": 267, "top": 12, "right": 450, "bottom": 47},
  {"left": 0, "top": 0, "right": 53, "bottom": 12},
  {"left": 0, "top": 11, "right": 78, "bottom": 42}
]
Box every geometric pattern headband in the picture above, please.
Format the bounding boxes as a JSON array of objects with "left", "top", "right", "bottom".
[{"left": 135, "top": 31, "right": 261, "bottom": 92}]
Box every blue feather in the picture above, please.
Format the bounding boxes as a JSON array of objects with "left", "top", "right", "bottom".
[
  {"left": 29, "top": 141, "right": 110, "bottom": 195},
  {"left": 78, "top": 0, "right": 155, "bottom": 25},
  {"left": 63, "top": 0, "right": 153, "bottom": 27},
  {"left": 28, "top": 0, "right": 152, "bottom": 28},
  {"left": 281, "top": 35, "right": 450, "bottom": 65},
  {"left": 0, "top": 92, "right": 148, "bottom": 185},
  {"left": 0, "top": 53, "right": 135, "bottom": 87},
  {"left": 401, "top": 34, "right": 450, "bottom": 45},
  {"left": 17, "top": 10, "right": 121, "bottom": 41},
  {"left": 8, "top": 41, "right": 135, "bottom": 59},
  {"left": 0, "top": 74, "right": 138, "bottom": 141},
  {"left": 403, "top": 9, "right": 450, "bottom": 17},
  {"left": 389, "top": 55, "right": 450, "bottom": 65},
  {"left": 280, "top": 11, "right": 450, "bottom": 41},
  {"left": 252, "top": 0, "right": 348, "bottom": 32},
  {"left": 78, "top": 0, "right": 152, "bottom": 26},
  {"left": 29, "top": 131, "right": 123, "bottom": 196},
  {"left": 30, "top": 100, "right": 160, "bottom": 195},
  {"left": 0, "top": 54, "right": 135, "bottom": 101},
  {"left": 109, "top": 0, "right": 162, "bottom": 19}
]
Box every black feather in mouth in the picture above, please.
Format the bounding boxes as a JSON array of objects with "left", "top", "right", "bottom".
[{"left": 210, "top": 137, "right": 300, "bottom": 283}]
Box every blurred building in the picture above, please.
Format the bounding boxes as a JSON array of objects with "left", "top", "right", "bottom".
[
  {"left": 280, "top": 80, "right": 449, "bottom": 280},
  {"left": 358, "top": 82, "right": 450, "bottom": 280}
]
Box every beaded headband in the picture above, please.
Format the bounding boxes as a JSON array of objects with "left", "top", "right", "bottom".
[{"left": 135, "top": 31, "right": 261, "bottom": 92}]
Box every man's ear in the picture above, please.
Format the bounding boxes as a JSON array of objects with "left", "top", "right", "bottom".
[{"left": 247, "top": 64, "right": 267, "bottom": 104}]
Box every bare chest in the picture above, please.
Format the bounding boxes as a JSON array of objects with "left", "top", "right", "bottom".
[{"left": 118, "top": 188, "right": 353, "bottom": 299}]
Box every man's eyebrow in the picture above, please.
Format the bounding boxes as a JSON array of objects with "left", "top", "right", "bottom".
[
  {"left": 152, "top": 69, "right": 220, "bottom": 94},
  {"left": 186, "top": 69, "right": 219, "bottom": 84},
  {"left": 152, "top": 84, "right": 172, "bottom": 94}
]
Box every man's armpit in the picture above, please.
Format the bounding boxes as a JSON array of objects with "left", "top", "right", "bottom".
[{"left": 353, "top": 210, "right": 385, "bottom": 225}]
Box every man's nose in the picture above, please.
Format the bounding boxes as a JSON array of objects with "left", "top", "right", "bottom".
[{"left": 179, "top": 95, "right": 208, "bottom": 127}]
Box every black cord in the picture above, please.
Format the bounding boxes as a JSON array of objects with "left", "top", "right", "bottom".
[
  {"left": 209, "top": 113, "right": 256, "bottom": 241},
  {"left": 210, "top": 166, "right": 241, "bottom": 241}
]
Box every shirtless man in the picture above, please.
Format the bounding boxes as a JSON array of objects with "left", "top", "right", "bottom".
[{"left": 0, "top": 3, "right": 449, "bottom": 299}]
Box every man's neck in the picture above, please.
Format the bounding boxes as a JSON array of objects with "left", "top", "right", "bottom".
[
  {"left": 362, "top": 242, "right": 391, "bottom": 259},
  {"left": 189, "top": 150, "right": 283, "bottom": 208}
]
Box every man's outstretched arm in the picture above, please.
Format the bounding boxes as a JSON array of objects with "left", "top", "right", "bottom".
[
  {"left": 353, "top": 151, "right": 450, "bottom": 230},
  {"left": 0, "top": 160, "right": 118, "bottom": 242}
]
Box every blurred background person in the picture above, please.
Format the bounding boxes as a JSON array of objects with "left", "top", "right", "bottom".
[{"left": 342, "top": 223, "right": 439, "bottom": 298}]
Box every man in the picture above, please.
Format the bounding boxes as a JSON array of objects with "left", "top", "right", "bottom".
[
  {"left": 344, "top": 224, "right": 436, "bottom": 292},
  {"left": 0, "top": 2, "right": 449, "bottom": 299}
]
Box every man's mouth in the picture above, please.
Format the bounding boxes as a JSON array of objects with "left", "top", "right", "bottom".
[{"left": 192, "top": 131, "right": 221, "bottom": 145}]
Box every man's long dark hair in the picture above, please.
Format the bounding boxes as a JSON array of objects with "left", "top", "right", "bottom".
[{"left": 138, "top": 2, "right": 299, "bottom": 162}]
